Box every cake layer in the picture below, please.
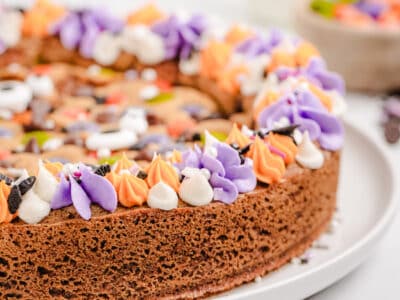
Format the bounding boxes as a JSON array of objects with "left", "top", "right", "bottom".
[{"left": 0, "top": 152, "right": 339, "bottom": 299}]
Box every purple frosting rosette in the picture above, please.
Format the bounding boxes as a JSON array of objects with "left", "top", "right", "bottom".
[
  {"left": 176, "top": 143, "right": 256, "bottom": 204},
  {"left": 258, "top": 89, "right": 344, "bottom": 151},
  {"left": 151, "top": 14, "right": 207, "bottom": 60},
  {"left": 51, "top": 164, "right": 117, "bottom": 220},
  {"left": 49, "top": 8, "right": 124, "bottom": 58},
  {"left": 275, "top": 58, "right": 345, "bottom": 95},
  {"left": 235, "top": 29, "right": 283, "bottom": 58}
]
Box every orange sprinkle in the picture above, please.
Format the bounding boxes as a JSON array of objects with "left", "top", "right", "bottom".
[
  {"left": 200, "top": 40, "right": 232, "bottom": 80},
  {"left": 22, "top": 0, "right": 66, "bottom": 37},
  {"left": 106, "top": 92, "right": 126, "bottom": 105},
  {"left": 0, "top": 150, "right": 11, "bottom": 161},
  {"left": 167, "top": 118, "right": 196, "bottom": 139},
  {"left": 295, "top": 42, "right": 320, "bottom": 67},
  {"left": 267, "top": 51, "right": 296, "bottom": 73},
  {"left": 13, "top": 111, "right": 32, "bottom": 126},
  {"left": 225, "top": 25, "right": 254, "bottom": 45},
  {"left": 32, "top": 64, "right": 52, "bottom": 75},
  {"left": 126, "top": 3, "right": 165, "bottom": 25},
  {"left": 146, "top": 155, "right": 180, "bottom": 192},
  {"left": 62, "top": 107, "right": 88, "bottom": 120},
  {"left": 247, "top": 136, "right": 285, "bottom": 184},
  {"left": 266, "top": 133, "right": 298, "bottom": 165},
  {"left": 155, "top": 79, "right": 172, "bottom": 92},
  {"left": 226, "top": 123, "right": 250, "bottom": 148}
]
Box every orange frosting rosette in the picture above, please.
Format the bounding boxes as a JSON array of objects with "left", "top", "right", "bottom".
[
  {"left": 267, "top": 51, "right": 296, "bottom": 73},
  {"left": 44, "top": 161, "right": 63, "bottom": 177},
  {"left": 0, "top": 181, "right": 16, "bottom": 224},
  {"left": 253, "top": 91, "right": 279, "bottom": 120},
  {"left": 225, "top": 25, "right": 254, "bottom": 45},
  {"left": 114, "top": 153, "right": 134, "bottom": 174},
  {"left": 266, "top": 133, "right": 297, "bottom": 165},
  {"left": 294, "top": 42, "right": 320, "bottom": 67},
  {"left": 217, "top": 64, "right": 248, "bottom": 94},
  {"left": 22, "top": 0, "right": 66, "bottom": 37},
  {"left": 247, "top": 136, "right": 285, "bottom": 184},
  {"left": 126, "top": 3, "right": 165, "bottom": 26},
  {"left": 106, "top": 171, "right": 148, "bottom": 208},
  {"left": 226, "top": 123, "right": 250, "bottom": 148},
  {"left": 146, "top": 155, "right": 180, "bottom": 192},
  {"left": 200, "top": 40, "right": 232, "bottom": 80}
]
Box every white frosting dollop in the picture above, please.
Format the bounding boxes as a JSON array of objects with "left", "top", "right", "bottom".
[
  {"left": 85, "top": 130, "right": 138, "bottom": 151},
  {"left": 0, "top": 81, "right": 32, "bottom": 113},
  {"left": 119, "top": 107, "right": 148, "bottom": 134},
  {"left": 93, "top": 31, "right": 121, "bottom": 66},
  {"left": 14, "top": 169, "right": 50, "bottom": 224},
  {"left": 179, "top": 53, "right": 200, "bottom": 76},
  {"left": 272, "top": 117, "right": 291, "bottom": 129},
  {"left": 18, "top": 189, "right": 51, "bottom": 224},
  {"left": 147, "top": 181, "right": 178, "bottom": 210},
  {"left": 295, "top": 131, "right": 324, "bottom": 169},
  {"left": 25, "top": 74, "right": 54, "bottom": 97},
  {"left": 141, "top": 68, "right": 157, "bottom": 81},
  {"left": 179, "top": 167, "right": 213, "bottom": 206},
  {"left": 237, "top": 54, "right": 270, "bottom": 96},
  {"left": 120, "top": 25, "right": 165, "bottom": 65},
  {"left": 34, "top": 160, "right": 59, "bottom": 203},
  {"left": 0, "top": 10, "right": 22, "bottom": 49}
]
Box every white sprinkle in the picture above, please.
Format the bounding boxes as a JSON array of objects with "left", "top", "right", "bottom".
[
  {"left": 42, "top": 138, "right": 63, "bottom": 151},
  {"left": 255, "top": 276, "right": 262, "bottom": 283},
  {"left": 97, "top": 148, "right": 111, "bottom": 158},
  {"left": 141, "top": 68, "right": 157, "bottom": 81},
  {"left": 139, "top": 85, "right": 159, "bottom": 100},
  {"left": 87, "top": 64, "right": 101, "bottom": 76}
]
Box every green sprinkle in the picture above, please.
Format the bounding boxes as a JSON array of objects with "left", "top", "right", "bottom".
[
  {"left": 146, "top": 92, "right": 174, "bottom": 105},
  {"left": 99, "top": 155, "right": 121, "bottom": 166},
  {"left": 200, "top": 131, "right": 228, "bottom": 145},
  {"left": 22, "top": 131, "right": 51, "bottom": 147},
  {"left": 100, "top": 68, "right": 116, "bottom": 77},
  {"left": 311, "top": 0, "right": 335, "bottom": 18}
]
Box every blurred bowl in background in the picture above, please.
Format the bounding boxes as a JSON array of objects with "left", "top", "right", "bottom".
[{"left": 295, "top": 0, "right": 400, "bottom": 93}]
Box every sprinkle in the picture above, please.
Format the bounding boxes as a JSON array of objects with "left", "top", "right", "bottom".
[
  {"left": 94, "top": 164, "right": 111, "bottom": 177},
  {"left": 141, "top": 68, "right": 157, "bottom": 81},
  {"left": 17, "top": 176, "right": 36, "bottom": 196},
  {"left": 146, "top": 92, "right": 174, "bottom": 105},
  {"left": 140, "top": 85, "right": 160, "bottom": 101},
  {"left": 7, "top": 185, "right": 22, "bottom": 214}
]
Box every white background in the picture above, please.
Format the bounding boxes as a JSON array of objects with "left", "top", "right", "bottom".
[{"left": 4, "top": 0, "right": 400, "bottom": 298}]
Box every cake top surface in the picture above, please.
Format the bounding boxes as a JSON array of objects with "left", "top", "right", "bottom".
[
  {"left": 311, "top": 0, "right": 400, "bottom": 28},
  {"left": 0, "top": 0, "right": 345, "bottom": 225}
]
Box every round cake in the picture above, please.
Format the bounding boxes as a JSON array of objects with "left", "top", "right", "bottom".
[{"left": 0, "top": 1, "right": 345, "bottom": 298}]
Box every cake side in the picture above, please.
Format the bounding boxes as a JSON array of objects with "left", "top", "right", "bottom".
[{"left": 0, "top": 152, "right": 339, "bottom": 299}]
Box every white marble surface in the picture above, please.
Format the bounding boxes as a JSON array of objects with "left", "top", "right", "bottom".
[{"left": 4, "top": 0, "right": 400, "bottom": 298}]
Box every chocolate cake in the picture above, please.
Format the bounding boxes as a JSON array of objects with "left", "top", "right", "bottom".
[{"left": 0, "top": 1, "right": 346, "bottom": 299}]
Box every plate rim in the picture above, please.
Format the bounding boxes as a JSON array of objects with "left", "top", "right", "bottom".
[{"left": 217, "top": 120, "right": 399, "bottom": 299}]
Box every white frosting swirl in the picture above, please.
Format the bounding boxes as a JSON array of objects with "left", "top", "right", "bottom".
[
  {"left": 179, "top": 53, "right": 200, "bottom": 76},
  {"left": 0, "top": 10, "right": 22, "bottom": 50},
  {"left": 93, "top": 31, "right": 121, "bottom": 65},
  {"left": 179, "top": 167, "right": 213, "bottom": 206},
  {"left": 86, "top": 130, "right": 138, "bottom": 151},
  {"left": 0, "top": 81, "right": 32, "bottom": 113},
  {"left": 120, "top": 25, "right": 165, "bottom": 65},
  {"left": 147, "top": 181, "right": 178, "bottom": 210},
  {"left": 26, "top": 74, "right": 54, "bottom": 97},
  {"left": 119, "top": 107, "right": 148, "bottom": 135},
  {"left": 295, "top": 131, "right": 324, "bottom": 169},
  {"left": 14, "top": 169, "right": 50, "bottom": 224},
  {"left": 34, "top": 160, "right": 59, "bottom": 203}
]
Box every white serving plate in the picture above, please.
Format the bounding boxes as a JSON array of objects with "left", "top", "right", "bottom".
[{"left": 212, "top": 121, "right": 398, "bottom": 300}]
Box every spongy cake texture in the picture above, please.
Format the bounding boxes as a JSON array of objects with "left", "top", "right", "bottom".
[{"left": 0, "top": 152, "right": 339, "bottom": 299}]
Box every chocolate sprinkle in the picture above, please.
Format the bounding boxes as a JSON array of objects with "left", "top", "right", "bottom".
[
  {"left": 137, "top": 170, "right": 148, "bottom": 180},
  {"left": 93, "top": 95, "right": 107, "bottom": 105},
  {"left": 7, "top": 185, "right": 22, "bottom": 214},
  {"left": 18, "top": 176, "right": 36, "bottom": 196},
  {"left": 230, "top": 143, "right": 240, "bottom": 150},
  {"left": 384, "top": 119, "right": 400, "bottom": 144},
  {"left": 0, "top": 173, "right": 13, "bottom": 185},
  {"left": 94, "top": 164, "right": 111, "bottom": 177},
  {"left": 239, "top": 144, "right": 252, "bottom": 156},
  {"left": 270, "top": 125, "right": 299, "bottom": 136}
]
